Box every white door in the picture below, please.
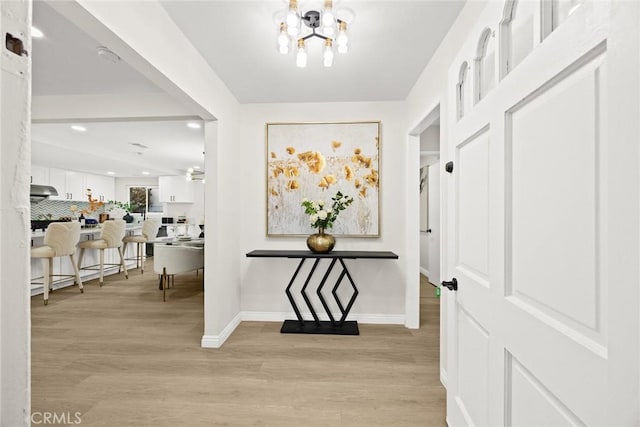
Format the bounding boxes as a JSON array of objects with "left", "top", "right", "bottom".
[
  {"left": 444, "top": 2, "right": 639, "bottom": 426},
  {"left": 427, "top": 162, "right": 440, "bottom": 286}
]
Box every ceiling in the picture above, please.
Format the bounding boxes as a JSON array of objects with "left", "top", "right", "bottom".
[
  {"left": 31, "top": 119, "right": 205, "bottom": 178},
  {"left": 30, "top": 0, "right": 464, "bottom": 177},
  {"left": 159, "top": 0, "right": 465, "bottom": 103}
]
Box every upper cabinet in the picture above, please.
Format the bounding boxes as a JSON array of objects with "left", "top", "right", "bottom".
[
  {"left": 31, "top": 165, "right": 49, "bottom": 185},
  {"left": 49, "top": 168, "right": 85, "bottom": 201},
  {"left": 158, "top": 176, "right": 194, "bottom": 203},
  {"left": 34, "top": 166, "right": 114, "bottom": 202}
]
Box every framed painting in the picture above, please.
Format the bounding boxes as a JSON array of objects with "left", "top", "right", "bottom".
[{"left": 266, "top": 121, "right": 380, "bottom": 237}]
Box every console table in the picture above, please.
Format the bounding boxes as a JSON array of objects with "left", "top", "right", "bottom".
[{"left": 245, "top": 250, "right": 399, "bottom": 335}]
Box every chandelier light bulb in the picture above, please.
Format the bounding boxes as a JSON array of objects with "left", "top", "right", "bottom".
[
  {"left": 338, "top": 44, "right": 348, "bottom": 54},
  {"left": 286, "top": 0, "right": 300, "bottom": 32},
  {"left": 337, "top": 21, "right": 349, "bottom": 47},
  {"left": 296, "top": 39, "right": 307, "bottom": 68},
  {"left": 279, "top": 44, "right": 289, "bottom": 54},
  {"left": 278, "top": 23, "right": 290, "bottom": 46},
  {"left": 323, "top": 39, "right": 334, "bottom": 67},
  {"left": 322, "top": 0, "right": 335, "bottom": 27}
]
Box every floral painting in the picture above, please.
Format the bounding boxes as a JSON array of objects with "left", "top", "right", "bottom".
[{"left": 266, "top": 121, "right": 380, "bottom": 236}]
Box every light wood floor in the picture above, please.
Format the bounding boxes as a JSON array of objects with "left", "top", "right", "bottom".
[{"left": 31, "top": 264, "right": 445, "bottom": 426}]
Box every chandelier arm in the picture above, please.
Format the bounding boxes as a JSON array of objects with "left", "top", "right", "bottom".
[{"left": 300, "top": 30, "right": 330, "bottom": 42}]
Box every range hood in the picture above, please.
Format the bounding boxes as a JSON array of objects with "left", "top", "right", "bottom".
[{"left": 30, "top": 184, "right": 58, "bottom": 202}]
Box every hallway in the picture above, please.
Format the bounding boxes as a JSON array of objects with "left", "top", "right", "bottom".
[{"left": 31, "top": 268, "right": 444, "bottom": 426}]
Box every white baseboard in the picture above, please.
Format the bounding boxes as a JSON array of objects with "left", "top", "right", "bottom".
[
  {"left": 420, "top": 267, "right": 430, "bottom": 278},
  {"left": 201, "top": 311, "right": 406, "bottom": 349},
  {"left": 200, "top": 312, "right": 241, "bottom": 348},
  {"left": 240, "top": 311, "right": 405, "bottom": 325}
]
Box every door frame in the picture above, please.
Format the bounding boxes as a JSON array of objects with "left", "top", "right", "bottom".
[{"left": 407, "top": 102, "right": 442, "bottom": 332}]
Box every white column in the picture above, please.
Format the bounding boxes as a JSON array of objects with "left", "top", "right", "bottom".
[{"left": 0, "top": 1, "right": 32, "bottom": 425}]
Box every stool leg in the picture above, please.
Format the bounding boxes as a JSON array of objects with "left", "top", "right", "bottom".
[
  {"left": 49, "top": 259, "right": 54, "bottom": 293},
  {"left": 77, "top": 247, "right": 85, "bottom": 271},
  {"left": 99, "top": 249, "right": 104, "bottom": 286},
  {"left": 43, "top": 258, "right": 50, "bottom": 305},
  {"left": 118, "top": 247, "right": 128, "bottom": 279},
  {"left": 138, "top": 242, "right": 144, "bottom": 274},
  {"left": 69, "top": 254, "right": 83, "bottom": 293}
]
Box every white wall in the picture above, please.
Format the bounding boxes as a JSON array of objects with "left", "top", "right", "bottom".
[
  {"left": 239, "top": 102, "right": 407, "bottom": 323},
  {"left": 420, "top": 125, "right": 440, "bottom": 152}
]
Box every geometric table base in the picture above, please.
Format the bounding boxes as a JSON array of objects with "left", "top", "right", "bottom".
[
  {"left": 245, "top": 250, "right": 399, "bottom": 336},
  {"left": 280, "top": 319, "right": 359, "bottom": 335}
]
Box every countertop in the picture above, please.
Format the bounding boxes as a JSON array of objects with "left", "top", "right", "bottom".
[{"left": 31, "top": 224, "right": 142, "bottom": 239}]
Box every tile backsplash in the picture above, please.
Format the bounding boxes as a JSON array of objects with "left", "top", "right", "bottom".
[{"left": 31, "top": 199, "right": 107, "bottom": 220}]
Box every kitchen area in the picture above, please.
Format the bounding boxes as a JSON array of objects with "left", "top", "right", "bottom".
[
  {"left": 29, "top": 2, "right": 207, "bottom": 299},
  {"left": 30, "top": 113, "right": 208, "bottom": 298}
]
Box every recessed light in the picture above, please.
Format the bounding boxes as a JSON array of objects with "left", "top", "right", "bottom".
[
  {"left": 71, "top": 125, "right": 87, "bottom": 132},
  {"left": 107, "top": 171, "right": 115, "bottom": 175},
  {"left": 193, "top": 166, "right": 200, "bottom": 170},
  {"left": 187, "top": 122, "right": 201, "bottom": 129},
  {"left": 142, "top": 171, "right": 150, "bottom": 175},
  {"left": 96, "top": 46, "right": 121, "bottom": 63},
  {"left": 31, "top": 27, "right": 44, "bottom": 38}
]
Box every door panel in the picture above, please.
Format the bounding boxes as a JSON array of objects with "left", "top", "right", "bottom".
[
  {"left": 507, "top": 53, "right": 606, "bottom": 337},
  {"left": 457, "top": 127, "right": 490, "bottom": 284},
  {"left": 506, "top": 353, "right": 585, "bottom": 426},
  {"left": 456, "top": 307, "right": 491, "bottom": 426}
]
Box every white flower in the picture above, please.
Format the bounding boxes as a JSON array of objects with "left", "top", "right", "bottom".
[
  {"left": 318, "top": 210, "right": 328, "bottom": 220},
  {"left": 318, "top": 200, "right": 325, "bottom": 207},
  {"left": 312, "top": 202, "right": 320, "bottom": 210},
  {"left": 302, "top": 197, "right": 309, "bottom": 203},
  {"left": 310, "top": 214, "right": 318, "bottom": 223}
]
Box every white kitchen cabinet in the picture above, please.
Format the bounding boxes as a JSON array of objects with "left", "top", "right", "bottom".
[
  {"left": 85, "top": 173, "right": 114, "bottom": 202},
  {"left": 159, "top": 176, "right": 194, "bottom": 203},
  {"left": 49, "top": 168, "right": 86, "bottom": 201},
  {"left": 31, "top": 165, "right": 49, "bottom": 185}
]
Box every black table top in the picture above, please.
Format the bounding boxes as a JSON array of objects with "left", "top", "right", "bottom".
[{"left": 246, "top": 250, "right": 399, "bottom": 259}]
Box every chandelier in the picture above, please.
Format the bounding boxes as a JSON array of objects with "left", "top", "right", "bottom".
[
  {"left": 276, "top": 0, "right": 351, "bottom": 68},
  {"left": 186, "top": 168, "right": 205, "bottom": 183}
]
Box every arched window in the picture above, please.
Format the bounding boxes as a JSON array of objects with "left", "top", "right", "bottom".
[
  {"left": 475, "top": 28, "right": 496, "bottom": 103},
  {"left": 456, "top": 62, "right": 469, "bottom": 120},
  {"left": 500, "top": 0, "right": 538, "bottom": 78},
  {"left": 542, "top": 0, "right": 584, "bottom": 39}
]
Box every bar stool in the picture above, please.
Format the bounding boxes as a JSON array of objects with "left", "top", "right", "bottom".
[
  {"left": 122, "top": 218, "right": 160, "bottom": 274},
  {"left": 30, "top": 222, "right": 84, "bottom": 305},
  {"left": 77, "top": 219, "right": 128, "bottom": 286}
]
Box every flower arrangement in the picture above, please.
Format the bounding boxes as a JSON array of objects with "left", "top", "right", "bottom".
[
  {"left": 301, "top": 191, "right": 354, "bottom": 230},
  {"left": 106, "top": 200, "right": 137, "bottom": 214},
  {"left": 81, "top": 189, "right": 104, "bottom": 215}
]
